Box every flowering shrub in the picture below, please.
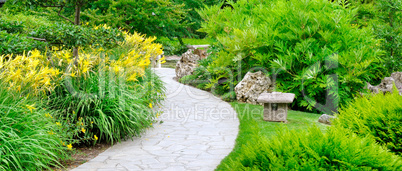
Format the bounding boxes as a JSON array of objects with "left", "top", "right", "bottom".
[
  {"left": 0, "top": 50, "right": 61, "bottom": 96},
  {"left": 0, "top": 31, "right": 166, "bottom": 168},
  {"left": 44, "top": 32, "right": 165, "bottom": 145}
]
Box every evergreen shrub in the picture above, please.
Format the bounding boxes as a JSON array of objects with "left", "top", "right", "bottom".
[
  {"left": 223, "top": 126, "right": 402, "bottom": 170},
  {"left": 335, "top": 89, "right": 402, "bottom": 155}
]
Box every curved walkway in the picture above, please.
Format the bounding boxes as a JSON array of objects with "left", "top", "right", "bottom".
[{"left": 73, "top": 68, "right": 239, "bottom": 171}]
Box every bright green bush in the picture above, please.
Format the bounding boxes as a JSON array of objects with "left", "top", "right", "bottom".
[
  {"left": 335, "top": 89, "right": 402, "bottom": 155},
  {"left": 197, "top": 0, "right": 386, "bottom": 113},
  {"left": 0, "top": 83, "right": 66, "bottom": 170},
  {"left": 224, "top": 126, "right": 402, "bottom": 170},
  {"left": 0, "top": 18, "right": 23, "bottom": 33},
  {"left": 0, "top": 12, "right": 54, "bottom": 34}
]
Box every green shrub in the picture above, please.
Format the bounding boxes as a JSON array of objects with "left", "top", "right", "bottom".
[
  {"left": 172, "top": 0, "right": 221, "bottom": 38},
  {"left": 348, "top": 0, "right": 402, "bottom": 72},
  {"left": 48, "top": 69, "right": 165, "bottom": 144},
  {"left": 29, "top": 22, "right": 124, "bottom": 50},
  {"left": 0, "top": 83, "right": 66, "bottom": 170},
  {"left": 82, "top": 0, "right": 189, "bottom": 41},
  {"left": 335, "top": 89, "right": 402, "bottom": 155},
  {"left": 0, "top": 12, "right": 54, "bottom": 34},
  {"left": 224, "top": 126, "right": 402, "bottom": 170},
  {"left": 0, "top": 31, "right": 48, "bottom": 55},
  {"left": 197, "top": 0, "right": 386, "bottom": 113},
  {"left": 0, "top": 18, "right": 23, "bottom": 33}
]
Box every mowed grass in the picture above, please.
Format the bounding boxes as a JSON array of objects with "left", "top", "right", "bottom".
[
  {"left": 216, "top": 102, "right": 328, "bottom": 170},
  {"left": 158, "top": 37, "right": 215, "bottom": 45}
]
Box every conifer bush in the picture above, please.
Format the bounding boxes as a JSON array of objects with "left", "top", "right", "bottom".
[
  {"left": 197, "top": 0, "right": 387, "bottom": 113},
  {"left": 223, "top": 126, "right": 402, "bottom": 170},
  {"left": 335, "top": 89, "right": 402, "bottom": 155}
]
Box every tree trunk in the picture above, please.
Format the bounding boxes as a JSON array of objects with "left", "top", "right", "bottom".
[
  {"left": 73, "top": 4, "right": 81, "bottom": 58},
  {"left": 177, "top": 36, "right": 184, "bottom": 46}
]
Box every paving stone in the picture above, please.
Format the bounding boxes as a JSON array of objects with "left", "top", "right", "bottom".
[{"left": 72, "top": 68, "right": 239, "bottom": 170}]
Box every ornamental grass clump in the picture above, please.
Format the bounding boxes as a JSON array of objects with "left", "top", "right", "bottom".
[
  {"left": 223, "top": 126, "right": 402, "bottom": 170},
  {"left": 0, "top": 82, "right": 66, "bottom": 170},
  {"left": 335, "top": 88, "right": 402, "bottom": 155},
  {"left": 46, "top": 32, "right": 165, "bottom": 145}
]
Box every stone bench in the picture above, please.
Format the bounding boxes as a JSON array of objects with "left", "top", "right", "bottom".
[
  {"left": 257, "top": 92, "right": 295, "bottom": 122},
  {"left": 186, "top": 45, "right": 210, "bottom": 50}
]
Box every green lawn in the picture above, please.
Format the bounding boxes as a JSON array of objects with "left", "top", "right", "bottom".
[
  {"left": 157, "top": 37, "right": 215, "bottom": 45},
  {"left": 216, "top": 102, "right": 328, "bottom": 170}
]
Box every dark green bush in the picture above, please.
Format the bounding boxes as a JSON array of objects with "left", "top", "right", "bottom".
[
  {"left": 82, "top": 0, "right": 189, "bottom": 41},
  {"left": 197, "top": 0, "right": 387, "bottom": 113},
  {"left": 172, "top": 0, "right": 221, "bottom": 38},
  {"left": 348, "top": 0, "right": 402, "bottom": 73},
  {"left": 0, "top": 31, "right": 48, "bottom": 55},
  {"left": 335, "top": 89, "right": 402, "bottom": 155},
  {"left": 29, "top": 22, "right": 124, "bottom": 50},
  {"left": 224, "top": 126, "right": 402, "bottom": 170}
]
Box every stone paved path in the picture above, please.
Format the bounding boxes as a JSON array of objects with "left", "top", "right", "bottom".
[{"left": 73, "top": 68, "right": 239, "bottom": 171}]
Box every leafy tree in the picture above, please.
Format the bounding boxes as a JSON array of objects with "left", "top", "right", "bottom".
[
  {"left": 25, "top": 0, "right": 95, "bottom": 56},
  {"left": 83, "top": 0, "right": 190, "bottom": 45}
]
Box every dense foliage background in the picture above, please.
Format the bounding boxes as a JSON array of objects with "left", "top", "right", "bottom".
[{"left": 191, "top": 0, "right": 395, "bottom": 113}]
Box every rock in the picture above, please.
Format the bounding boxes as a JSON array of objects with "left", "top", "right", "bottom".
[
  {"left": 235, "top": 71, "right": 272, "bottom": 104},
  {"left": 175, "top": 49, "right": 201, "bottom": 79},
  {"left": 391, "top": 72, "right": 402, "bottom": 90},
  {"left": 367, "top": 72, "right": 402, "bottom": 95},
  {"left": 193, "top": 49, "right": 208, "bottom": 59},
  {"left": 318, "top": 114, "right": 335, "bottom": 125}
]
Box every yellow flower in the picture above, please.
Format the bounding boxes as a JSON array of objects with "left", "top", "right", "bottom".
[
  {"left": 71, "top": 72, "right": 76, "bottom": 77},
  {"left": 149, "top": 103, "right": 153, "bottom": 109},
  {"left": 67, "top": 144, "right": 73, "bottom": 150},
  {"left": 94, "top": 135, "right": 98, "bottom": 141},
  {"left": 81, "top": 128, "right": 86, "bottom": 133},
  {"left": 56, "top": 122, "right": 61, "bottom": 126},
  {"left": 25, "top": 104, "right": 36, "bottom": 113}
]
